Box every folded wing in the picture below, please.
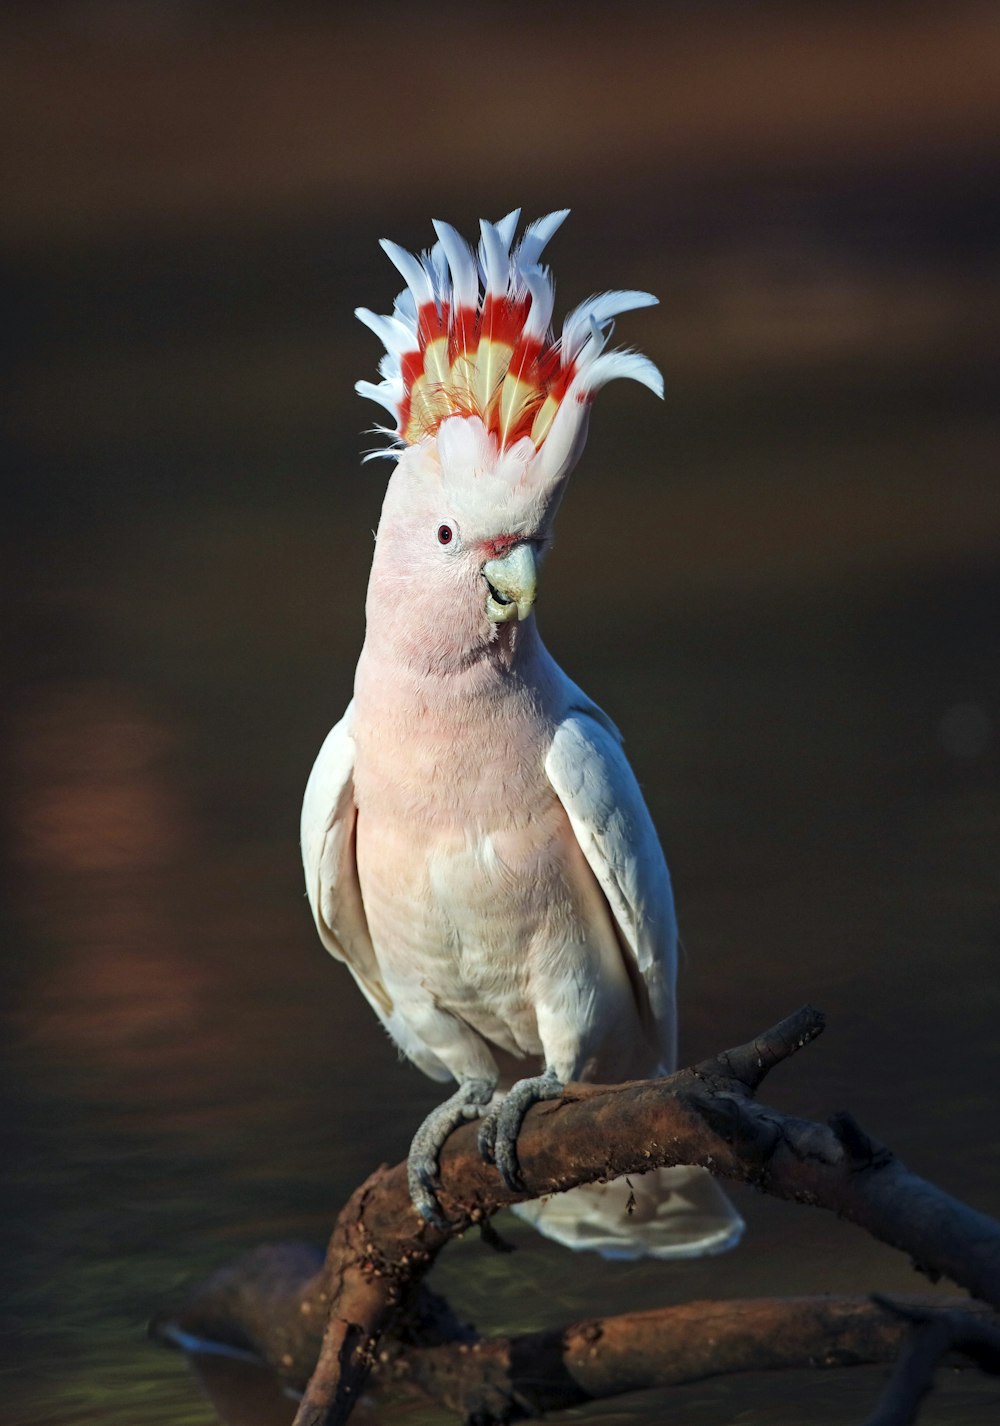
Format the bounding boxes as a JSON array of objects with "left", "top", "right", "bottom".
[
  {"left": 545, "top": 706, "right": 678, "bottom": 1073},
  {"left": 300, "top": 702, "right": 394, "bottom": 1025}
]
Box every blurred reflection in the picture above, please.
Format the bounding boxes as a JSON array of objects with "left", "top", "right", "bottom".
[
  {"left": 8, "top": 680, "right": 209, "bottom": 1079},
  {"left": 185, "top": 1353, "right": 298, "bottom": 1426},
  {"left": 12, "top": 680, "right": 180, "bottom": 873}
]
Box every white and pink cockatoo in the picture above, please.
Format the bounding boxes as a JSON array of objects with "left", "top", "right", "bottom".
[{"left": 301, "top": 209, "right": 742, "bottom": 1258}]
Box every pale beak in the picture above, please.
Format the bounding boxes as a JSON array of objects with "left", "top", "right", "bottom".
[{"left": 482, "top": 542, "right": 537, "bottom": 624}]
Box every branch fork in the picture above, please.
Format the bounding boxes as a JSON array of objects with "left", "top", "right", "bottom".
[{"left": 154, "top": 1006, "right": 1000, "bottom": 1426}]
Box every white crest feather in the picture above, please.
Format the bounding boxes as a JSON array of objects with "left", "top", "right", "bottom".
[{"left": 355, "top": 210, "right": 662, "bottom": 480}]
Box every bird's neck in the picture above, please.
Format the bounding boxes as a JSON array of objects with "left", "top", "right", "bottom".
[
  {"left": 351, "top": 611, "right": 559, "bottom": 840},
  {"left": 356, "top": 611, "right": 543, "bottom": 708}
]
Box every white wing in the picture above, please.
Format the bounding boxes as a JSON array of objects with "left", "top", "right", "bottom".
[
  {"left": 546, "top": 707, "right": 678, "bottom": 1071},
  {"left": 300, "top": 701, "right": 393, "bottom": 1025}
]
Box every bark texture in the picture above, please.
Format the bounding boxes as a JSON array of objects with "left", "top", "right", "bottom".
[{"left": 154, "top": 1007, "right": 1000, "bottom": 1426}]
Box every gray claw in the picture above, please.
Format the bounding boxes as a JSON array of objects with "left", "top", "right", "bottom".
[
  {"left": 407, "top": 1159, "right": 449, "bottom": 1229},
  {"left": 477, "top": 1112, "right": 498, "bottom": 1165},
  {"left": 411, "top": 1186, "right": 449, "bottom": 1230},
  {"left": 486, "top": 1068, "right": 564, "bottom": 1193},
  {"left": 407, "top": 1077, "right": 497, "bottom": 1226},
  {"left": 494, "top": 1119, "right": 525, "bottom": 1191}
]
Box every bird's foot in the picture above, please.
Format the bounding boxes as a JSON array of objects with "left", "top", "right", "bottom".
[
  {"left": 477, "top": 1067, "right": 564, "bottom": 1191},
  {"left": 407, "top": 1077, "right": 497, "bottom": 1229}
]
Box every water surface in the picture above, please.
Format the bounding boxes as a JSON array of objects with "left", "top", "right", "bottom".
[{"left": 4, "top": 135, "right": 999, "bottom": 1426}]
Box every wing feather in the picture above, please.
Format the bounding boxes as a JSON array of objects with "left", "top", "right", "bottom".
[
  {"left": 300, "top": 702, "right": 393, "bottom": 1022},
  {"left": 546, "top": 709, "right": 677, "bottom": 1070}
]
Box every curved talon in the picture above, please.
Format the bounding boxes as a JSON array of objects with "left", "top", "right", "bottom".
[
  {"left": 487, "top": 1068, "right": 564, "bottom": 1193},
  {"left": 494, "top": 1118, "right": 526, "bottom": 1191},
  {"left": 477, "top": 1112, "right": 498, "bottom": 1165},
  {"left": 408, "top": 1167, "right": 450, "bottom": 1230},
  {"left": 407, "top": 1076, "right": 497, "bottom": 1226}
]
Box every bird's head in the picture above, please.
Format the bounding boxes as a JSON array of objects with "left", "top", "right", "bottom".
[{"left": 356, "top": 209, "right": 662, "bottom": 668}]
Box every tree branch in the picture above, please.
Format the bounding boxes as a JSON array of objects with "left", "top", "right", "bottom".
[
  {"left": 291, "top": 1005, "right": 834, "bottom": 1425},
  {"left": 155, "top": 1007, "right": 1000, "bottom": 1426},
  {"left": 386, "top": 1294, "right": 1000, "bottom": 1423},
  {"left": 861, "top": 1297, "right": 1000, "bottom": 1426},
  {"left": 157, "top": 1264, "right": 1000, "bottom": 1426}
]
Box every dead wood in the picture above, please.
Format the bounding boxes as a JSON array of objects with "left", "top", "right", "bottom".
[
  {"left": 386, "top": 1294, "right": 1000, "bottom": 1423},
  {"left": 155, "top": 1006, "right": 1000, "bottom": 1426},
  {"left": 860, "top": 1296, "right": 1000, "bottom": 1426},
  {"left": 156, "top": 1267, "right": 1000, "bottom": 1423}
]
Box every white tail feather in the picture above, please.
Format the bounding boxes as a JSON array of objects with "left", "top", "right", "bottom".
[{"left": 513, "top": 1166, "right": 743, "bottom": 1261}]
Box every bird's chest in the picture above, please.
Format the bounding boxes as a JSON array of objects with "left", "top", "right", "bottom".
[
  {"left": 351, "top": 678, "right": 571, "bottom": 989},
  {"left": 354, "top": 685, "right": 549, "bottom": 825},
  {"left": 356, "top": 802, "right": 575, "bottom": 1058}
]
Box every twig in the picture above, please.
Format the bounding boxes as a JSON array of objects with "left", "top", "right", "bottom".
[{"left": 861, "top": 1297, "right": 1000, "bottom": 1426}]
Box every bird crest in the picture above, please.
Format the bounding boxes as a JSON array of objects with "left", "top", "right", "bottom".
[{"left": 356, "top": 209, "right": 663, "bottom": 470}]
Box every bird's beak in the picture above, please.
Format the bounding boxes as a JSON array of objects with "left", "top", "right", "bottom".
[{"left": 482, "top": 542, "right": 537, "bottom": 624}]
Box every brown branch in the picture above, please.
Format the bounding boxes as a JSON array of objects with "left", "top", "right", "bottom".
[
  {"left": 291, "top": 1005, "right": 828, "bottom": 1425},
  {"left": 156, "top": 1264, "right": 1000, "bottom": 1426},
  {"left": 861, "top": 1297, "right": 1000, "bottom": 1426},
  {"left": 156, "top": 1007, "right": 1000, "bottom": 1426},
  {"left": 385, "top": 1295, "right": 1000, "bottom": 1424},
  {"left": 290, "top": 1004, "right": 1000, "bottom": 1423}
]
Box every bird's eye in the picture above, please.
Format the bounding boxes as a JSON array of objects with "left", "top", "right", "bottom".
[{"left": 437, "top": 524, "right": 454, "bottom": 546}]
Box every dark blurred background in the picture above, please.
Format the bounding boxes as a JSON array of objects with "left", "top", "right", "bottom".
[{"left": 3, "top": 3, "right": 999, "bottom": 1423}]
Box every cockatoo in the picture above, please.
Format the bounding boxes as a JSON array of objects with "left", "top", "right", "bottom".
[{"left": 301, "top": 209, "right": 742, "bottom": 1258}]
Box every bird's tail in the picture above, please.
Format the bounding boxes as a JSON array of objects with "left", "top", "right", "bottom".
[{"left": 512, "top": 1166, "right": 743, "bottom": 1260}]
